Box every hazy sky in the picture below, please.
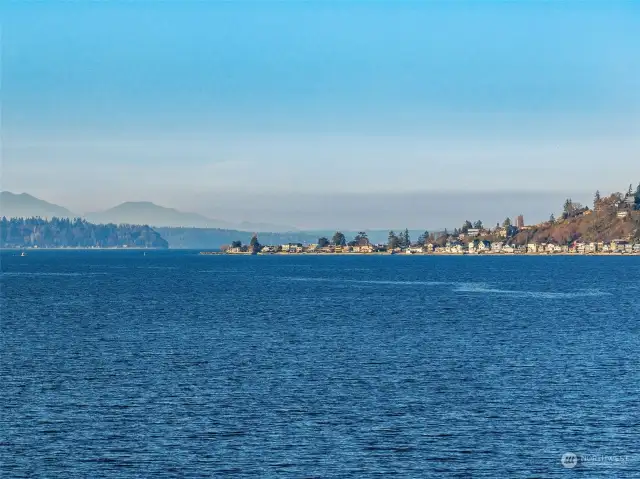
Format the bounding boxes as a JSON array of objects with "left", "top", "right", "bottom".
[{"left": 2, "top": 1, "right": 639, "bottom": 228}]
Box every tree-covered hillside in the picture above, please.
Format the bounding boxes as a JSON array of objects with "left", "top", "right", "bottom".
[{"left": 0, "top": 217, "right": 168, "bottom": 249}]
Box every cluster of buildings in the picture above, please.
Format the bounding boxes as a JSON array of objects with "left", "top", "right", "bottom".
[
  {"left": 411, "top": 239, "right": 640, "bottom": 255},
  {"left": 223, "top": 198, "right": 640, "bottom": 255},
  {"left": 225, "top": 239, "right": 640, "bottom": 255},
  {"left": 226, "top": 243, "right": 378, "bottom": 255}
]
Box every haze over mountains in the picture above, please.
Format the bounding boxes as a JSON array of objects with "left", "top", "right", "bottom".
[
  {"left": 0, "top": 192, "right": 75, "bottom": 219},
  {"left": 86, "top": 201, "right": 237, "bottom": 229},
  {"left": 0, "top": 191, "right": 431, "bottom": 244},
  {"left": 0, "top": 192, "right": 294, "bottom": 232}
]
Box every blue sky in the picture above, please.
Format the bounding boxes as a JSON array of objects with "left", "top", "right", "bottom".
[{"left": 2, "top": 1, "right": 639, "bottom": 228}]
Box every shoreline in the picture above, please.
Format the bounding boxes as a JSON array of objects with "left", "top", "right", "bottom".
[
  {"left": 1, "top": 247, "right": 168, "bottom": 251},
  {"left": 3, "top": 249, "right": 636, "bottom": 256},
  {"left": 203, "top": 251, "right": 640, "bottom": 257}
]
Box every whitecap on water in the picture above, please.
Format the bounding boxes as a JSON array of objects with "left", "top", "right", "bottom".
[
  {"left": 277, "top": 277, "right": 613, "bottom": 298},
  {"left": 279, "top": 277, "right": 456, "bottom": 286},
  {"left": 453, "top": 284, "right": 611, "bottom": 298}
]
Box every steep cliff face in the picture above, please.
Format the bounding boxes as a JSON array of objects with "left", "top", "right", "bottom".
[{"left": 512, "top": 210, "right": 640, "bottom": 245}]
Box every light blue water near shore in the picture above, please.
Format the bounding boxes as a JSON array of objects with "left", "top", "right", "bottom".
[{"left": 2, "top": 251, "right": 640, "bottom": 477}]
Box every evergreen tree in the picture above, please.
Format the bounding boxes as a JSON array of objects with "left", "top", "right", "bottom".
[
  {"left": 397, "top": 230, "right": 406, "bottom": 247},
  {"left": 594, "top": 190, "right": 601, "bottom": 208},
  {"left": 354, "top": 231, "right": 369, "bottom": 246},
  {"left": 461, "top": 220, "right": 472, "bottom": 233},
  {"left": 317, "top": 237, "right": 330, "bottom": 248},
  {"left": 550, "top": 213, "right": 556, "bottom": 222},
  {"left": 332, "top": 231, "right": 346, "bottom": 246},
  {"left": 563, "top": 198, "right": 576, "bottom": 218},
  {"left": 388, "top": 230, "right": 399, "bottom": 249},
  {"left": 503, "top": 217, "right": 511, "bottom": 228},
  {"left": 403, "top": 228, "right": 410, "bottom": 247},
  {"left": 249, "top": 234, "right": 261, "bottom": 254},
  {"left": 473, "top": 220, "right": 483, "bottom": 229}
]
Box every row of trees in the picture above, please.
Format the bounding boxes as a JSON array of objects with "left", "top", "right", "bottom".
[
  {"left": 387, "top": 229, "right": 411, "bottom": 249},
  {"left": 314, "top": 231, "right": 372, "bottom": 248},
  {"left": 0, "top": 217, "right": 169, "bottom": 248},
  {"left": 229, "top": 234, "right": 263, "bottom": 253}
]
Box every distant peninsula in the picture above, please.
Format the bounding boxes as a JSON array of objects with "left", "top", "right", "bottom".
[
  {"left": 220, "top": 185, "right": 640, "bottom": 256},
  {"left": 0, "top": 217, "right": 168, "bottom": 249}
]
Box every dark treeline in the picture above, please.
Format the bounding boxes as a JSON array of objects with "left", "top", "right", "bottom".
[{"left": 1, "top": 217, "right": 169, "bottom": 249}]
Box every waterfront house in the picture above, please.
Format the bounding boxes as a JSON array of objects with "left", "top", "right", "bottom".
[
  {"left": 467, "top": 228, "right": 481, "bottom": 237},
  {"left": 622, "top": 193, "right": 636, "bottom": 209},
  {"left": 445, "top": 242, "right": 464, "bottom": 254},
  {"left": 569, "top": 241, "right": 585, "bottom": 254},
  {"left": 586, "top": 242, "right": 598, "bottom": 254},
  {"left": 281, "top": 243, "right": 303, "bottom": 253},
  {"left": 476, "top": 240, "right": 491, "bottom": 252},
  {"left": 610, "top": 240, "right": 628, "bottom": 253},
  {"left": 527, "top": 243, "right": 539, "bottom": 253},
  {"left": 545, "top": 243, "right": 562, "bottom": 254},
  {"left": 502, "top": 244, "right": 516, "bottom": 254}
]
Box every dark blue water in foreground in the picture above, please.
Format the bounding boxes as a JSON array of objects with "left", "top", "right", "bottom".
[{"left": 2, "top": 251, "right": 640, "bottom": 478}]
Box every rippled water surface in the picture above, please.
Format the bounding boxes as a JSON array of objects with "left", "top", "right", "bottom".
[{"left": 2, "top": 251, "right": 640, "bottom": 477}]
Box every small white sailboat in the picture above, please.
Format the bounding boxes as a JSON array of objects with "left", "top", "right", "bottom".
[{"left": 20, "top": 251, "right": 27, "bottom": 257}]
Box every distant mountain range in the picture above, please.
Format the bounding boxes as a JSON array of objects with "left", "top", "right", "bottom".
[
  {"left": 0, "top": 192, "right": 437, "bottom": 246},
  {"left": 85, "top": 201, "right": 238, "bottom": 229},
  {"left": 0, "top": 192, "right": 294, "bottom": 232},
  {"left": 0, "top": 192, "right": 75, "bottom": 219}
]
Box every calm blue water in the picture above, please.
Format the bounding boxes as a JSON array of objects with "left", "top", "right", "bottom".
[{"left": 2, "top": 251, "right": 640, "bottom": 478}]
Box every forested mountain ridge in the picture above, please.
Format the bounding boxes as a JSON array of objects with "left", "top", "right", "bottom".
[{"left": 1, "top": 217, "right": 169, "bottom": 249}]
